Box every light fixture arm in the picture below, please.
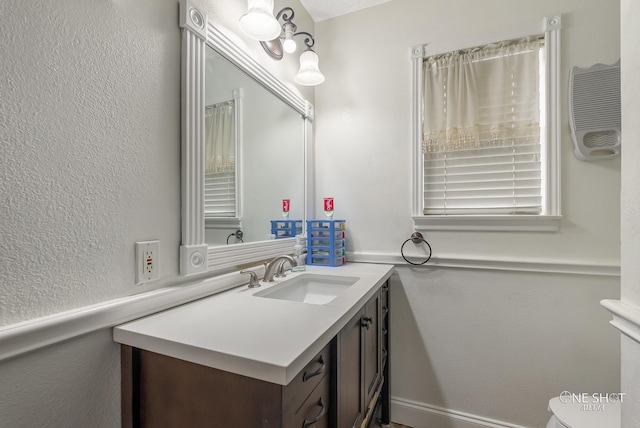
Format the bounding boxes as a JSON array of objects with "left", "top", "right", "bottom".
[
  {"left": 290, "top": 31, "right": 315, "bottom": 50},
  {"left": 275, "top": 7, "right": 296, "bottom": 25},
  {"left": 274, "top": 8, "right": 315, "bottom": 50}
]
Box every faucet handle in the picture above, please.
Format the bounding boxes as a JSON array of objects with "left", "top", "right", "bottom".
[
  {"left": 275, "top": 260, "right": 288, "bottom": 278},
  {"left": 240, "top": 270, "right": 261, "bottom": 288}
]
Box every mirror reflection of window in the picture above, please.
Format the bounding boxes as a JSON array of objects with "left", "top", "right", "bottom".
[
  {"left": 205, "top": 100, "right": 237, "bottom": 217},
  {"left": 203, "top": 45, "right": 305, "bottom": 247}
]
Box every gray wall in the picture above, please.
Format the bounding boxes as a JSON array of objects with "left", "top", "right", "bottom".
[
  {"left": 313, "top": 0, "right": 621, "bottom": 426},
  {"left": 0, "top": 0, "right": 624, "bottom": 427}
]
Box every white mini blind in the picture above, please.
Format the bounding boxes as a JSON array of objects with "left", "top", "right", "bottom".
[
  {"left": 204, "top": 171, "right": 236, "bottom": 217},
  {"left": 422, "top": 38, "right": 544, "bottom": 215}
]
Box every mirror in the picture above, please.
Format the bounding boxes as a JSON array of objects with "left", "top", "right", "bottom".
[
  {"left": 179, "top": 0, "right": 313, "bottom": 275},
  {"left": 204, "top": 46, "right": 306, "bottom": 246}
]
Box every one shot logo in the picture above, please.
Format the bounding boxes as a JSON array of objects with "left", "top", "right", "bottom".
[{"left": 559, "top": 391, "right": 625, "bottom": 412}]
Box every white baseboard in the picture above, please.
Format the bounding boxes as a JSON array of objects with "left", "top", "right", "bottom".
[{"left": 391, "top": 397, "right": 530, "bottom": 428}]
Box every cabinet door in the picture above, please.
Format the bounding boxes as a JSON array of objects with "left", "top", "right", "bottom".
[
  {"left": 363, "top": 291, "right": 381, "bottom": 413},
  {"left": 336, "top": 308, "right": 364, "bottom": 428}
]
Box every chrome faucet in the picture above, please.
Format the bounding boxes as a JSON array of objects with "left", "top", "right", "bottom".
[
  {"left": 263, "top": 255, "right": 298, "bottom": 282},
  {"left": 240, "top": 270, "right": 261, "bottom": 288}
]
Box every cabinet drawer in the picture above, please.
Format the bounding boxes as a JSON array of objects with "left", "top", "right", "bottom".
[
  {"left": 283, "top": 341, "right": 331, "bottom": 416},
  {"left": 288, "top": 374, "right": 330, "bottom": 428}
]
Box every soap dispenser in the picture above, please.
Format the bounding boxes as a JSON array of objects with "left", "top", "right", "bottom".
[{"left": 293, "top": 235, "right": 306, "bottom": 266}]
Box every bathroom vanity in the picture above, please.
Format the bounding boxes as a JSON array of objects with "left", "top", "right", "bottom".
[{"left": 114, "top": 263, "right": 393, "bottom": 428}]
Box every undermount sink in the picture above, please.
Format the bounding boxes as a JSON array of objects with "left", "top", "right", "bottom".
[{"left": 254, "top": 274, "right": 359, "bottom": 305}]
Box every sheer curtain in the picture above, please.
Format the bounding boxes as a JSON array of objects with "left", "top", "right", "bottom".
[
  {"left": 422, "top": 38, "right": 543, "bottom": 215},
  {"left": 205, "top": 101, "right": 235, "bottom": 173},
  {"left": 205, "top": 101, "right": 236, "bottom": 217}
]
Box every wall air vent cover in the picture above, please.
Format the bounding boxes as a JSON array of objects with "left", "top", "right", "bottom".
[{"left": 568, "top": 60, "right": 621, "bottom": 161}]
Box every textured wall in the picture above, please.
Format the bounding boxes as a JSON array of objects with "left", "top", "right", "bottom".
[
  {"left": 0, "top": 0, "right": 313, "bottom": 425},
  {"left": 0, "top": 329, "right": 121, "bottom": 427},
  {"left": 0, "top": 0, "right": 313, "bottom": 327},
  {"left": 0, "top": 0, "right": 182, "bottom": 325}
]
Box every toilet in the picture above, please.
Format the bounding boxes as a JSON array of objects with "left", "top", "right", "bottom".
[{"left": 547, "top": 395, "right": 621, "bottom": 428}]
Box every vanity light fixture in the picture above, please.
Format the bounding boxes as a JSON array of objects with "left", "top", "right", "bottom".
[{"left": 239, "top": 3, "right": 325, "bottom": 86}]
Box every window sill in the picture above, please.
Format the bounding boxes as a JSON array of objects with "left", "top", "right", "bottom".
[
  {"left": 205, "top": 217, "right": 242, "bottom": 229},
  {"left": 412, "top": 215, "right": 562, "bottom": 232}
]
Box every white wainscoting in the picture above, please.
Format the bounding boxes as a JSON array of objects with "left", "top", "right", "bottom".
[
  {"left": 601, "top": 299, "right": 640, "bottom": 345},
  {"left": 0, "top": 254, "right": 619, "bottom": 363},
  {"left": 348, "top": 251, "right": 620, "bottom": 277},
  {"left": 0, "top": 268, "right": 257, "bottom": 362}
]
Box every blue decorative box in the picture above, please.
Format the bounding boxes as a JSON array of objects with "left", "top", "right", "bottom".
[
  {"left": 306, "top": 220, "right": 346, "bottom": 266},
  {"left": 270, "top": 220, "right": 303, "bottom": 239}
]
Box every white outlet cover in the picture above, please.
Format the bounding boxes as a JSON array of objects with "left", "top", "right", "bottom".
[{"left": 135, "top": 240, "right": 160, "bottom": 284}]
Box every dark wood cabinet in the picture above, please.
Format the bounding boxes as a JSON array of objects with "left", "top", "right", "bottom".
[
  {"left": 334, "top": 283, "right": 388, "bottom": 428},
  {"left": 334, "top": 308, "right": 366, "bottom": 428},
  {"left": 122, "top": 341, "right": 331, "bottom": 428},
  {"left": 363, "top": 291, "right": 381, "bottom": 414},
  {"left": 121, "top": 280, "right": 390, "bottom": 428}
]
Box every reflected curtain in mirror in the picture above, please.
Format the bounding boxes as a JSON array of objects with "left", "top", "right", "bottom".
[{"left": 205, "top": 99, "right": 237, "bottom": 217}]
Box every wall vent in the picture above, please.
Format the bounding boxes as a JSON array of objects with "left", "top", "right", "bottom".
[{"left": 568, "top": 60, "right": 621, "bottom": 161}]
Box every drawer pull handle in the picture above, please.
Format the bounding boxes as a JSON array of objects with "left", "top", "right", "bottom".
[
  {"left": 302, "top": 355, "right": 326, "bottom": 382},
  {"left": 360, "top": 316, "right": 373, "bottom": 329},
  {"left": 382, "top": 327, "right": 388, "bottom": 335},
  {"left": 302, "top": 397, "right": 327, "bottom": 427},
  {"left": 382, "top": 306, "right": 389, "bottom": 315}
]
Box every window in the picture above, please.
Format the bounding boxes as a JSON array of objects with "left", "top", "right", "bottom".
[
  {"left": 411, "top": 17, "right": 562, "bottom": 231},
  {"left": 204, "top": 98, "right": 239, "bottom": 220}
]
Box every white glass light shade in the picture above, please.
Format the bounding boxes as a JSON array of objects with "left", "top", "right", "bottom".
[
  {"left": 295, "top": 50, "right": 325, "bottom": 86},
  {"left": 239, "top": 0, "right": 281, "bottom": 41}
]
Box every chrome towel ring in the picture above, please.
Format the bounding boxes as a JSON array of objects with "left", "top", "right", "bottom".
[{"left": 401, "top": 232, "right": 432, "bottom": 265}]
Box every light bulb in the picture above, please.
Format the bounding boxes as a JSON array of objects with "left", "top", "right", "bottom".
[
  {"left": 283, "top": 38, "right": 297, "bottom": 53},
  {"left": 282, "top": 22, "right": 297, "bottom": 53}
]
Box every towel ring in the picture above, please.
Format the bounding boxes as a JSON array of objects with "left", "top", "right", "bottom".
[{"left": 401, "top": 232, "right": 432, "bottom": 265}]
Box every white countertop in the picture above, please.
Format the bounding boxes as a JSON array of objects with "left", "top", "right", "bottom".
[{"left": 113, "top": 263, "right": 393, "bottom": 385}]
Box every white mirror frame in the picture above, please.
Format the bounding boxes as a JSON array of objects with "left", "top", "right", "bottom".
[{"left": 179, "top": 0, "right": 314, "bottom": 275}]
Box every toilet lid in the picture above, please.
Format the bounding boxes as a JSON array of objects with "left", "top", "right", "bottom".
[{"left": 548, "top": 397, "right": 620, "bottom": 428}]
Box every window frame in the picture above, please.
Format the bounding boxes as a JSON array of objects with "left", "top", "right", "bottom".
[
  {"left": 204, "top": 88, "right": 243, "bottom": 231},
  {"left": 411, "top": 16, "right": 562, "bottom": 232}
]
